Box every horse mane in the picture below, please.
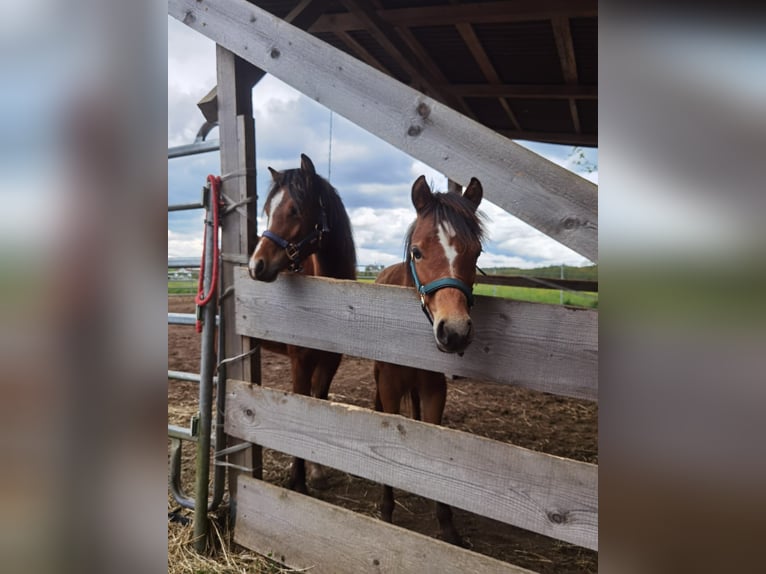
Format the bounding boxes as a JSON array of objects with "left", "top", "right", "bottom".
[
  {"left": 264, "top": 169, "right": 357, "bottom": 279},
  {"left": 404, "top": 191, "right": 486, "bottom": 262}
]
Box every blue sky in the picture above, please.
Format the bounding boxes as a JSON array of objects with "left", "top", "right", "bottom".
[{"left": 168, "top": 16, "right": 598, "bottom": 269}]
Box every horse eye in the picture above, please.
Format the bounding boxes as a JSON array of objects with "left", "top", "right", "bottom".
[
  {"left": 411, "top": 247, "right": 423, "bottom": 260},
  {"left": 289, "top": 206, "right": 299, "bottom": 217}
]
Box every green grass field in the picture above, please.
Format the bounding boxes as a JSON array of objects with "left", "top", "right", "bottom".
[
  {"left": 170, "top": 267, "right": 598, "bottom": 308},
  {"left": 168, "top": 280, "right": 197, "bottom": 295}
]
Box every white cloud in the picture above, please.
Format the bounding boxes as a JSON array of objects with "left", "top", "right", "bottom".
[{"left": 167, "top": 229, "right": 202, "bottom": 259}]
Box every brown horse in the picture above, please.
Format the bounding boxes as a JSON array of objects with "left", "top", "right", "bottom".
[
  {"left": 374, "top": 175, "right": 484, "bottom": 545},
  {"left": 248, "top": 154, "right": 356, "bottom": 493}
]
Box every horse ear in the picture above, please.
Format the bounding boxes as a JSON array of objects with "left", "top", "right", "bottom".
[
  {"left": 411, "top": 175, "right": 433, "bottom": 212},
  {"left": 462, "top": 177, "right": 483, "bottom": 211},
  {"left": 268, "top": 167, "right": 281, "bottom": 181},
  {"left": 300, "top": 154, "right": 316, "bottom": 177}
]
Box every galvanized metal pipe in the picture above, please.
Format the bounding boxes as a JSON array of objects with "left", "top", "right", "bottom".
[
  {"left": 168, "top": 424, "right": 197, "bottom": 442},
  {"left": 168, "top": 370, "right": 202, "bottom": 383},
  {"left": 193, "top": 187, "right": 218, "bottom": 551},
  {"left": 169, "top": 438, "right": 195, "bottom": 509},
  {"left": 168, "top": 202, "right": 205, "bottom": 212},
  {"left": 209, "top": 293, "right": 228, "bottom": 511},
  {"left": 168, "top": 313, "right": 219, "bottom": 326},
  {"left": 167, "top": 139, "right": 220, "bottom": 159}
]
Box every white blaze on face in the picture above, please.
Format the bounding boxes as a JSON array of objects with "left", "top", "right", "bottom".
[
  {"left": 266, "top": 189, "right": 286, "bottom": 228},
  {"left": 252, "top": 188, "right": 286, "bottom": 264},
  {"left": 438, "top": 221, "right": 458, "bottom": 276}
]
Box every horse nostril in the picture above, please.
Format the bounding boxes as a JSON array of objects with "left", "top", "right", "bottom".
[
  {"left": 249, "top": 258, "right": 265, "bottom": 280},
  {"left": 436, "top": 320, "right": 446, "bottom": 343}
]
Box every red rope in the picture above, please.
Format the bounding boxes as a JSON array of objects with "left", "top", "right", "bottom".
[{"left": 194, "top": 175, "right": 222, "bottom": 333}]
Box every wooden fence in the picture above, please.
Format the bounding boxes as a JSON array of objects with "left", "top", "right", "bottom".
[{"left": 226, "top": 270, "right": 598, "bottom": 572}]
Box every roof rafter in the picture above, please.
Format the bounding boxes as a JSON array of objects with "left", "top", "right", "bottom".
[
  {"left": 309, "top": 0, "right": 597, "bottom": 33},
  {"left": 551, "top": 16, "right": 582, "bottom": 134},
  {"left": 338, "top": 0, "right": 462, "bottom": 109},
  {"left": 444, "top": 84, "right": 596, "bottom": 99},
  {"left": 455, "top": 20, "right": 521, "bottom": 130}
]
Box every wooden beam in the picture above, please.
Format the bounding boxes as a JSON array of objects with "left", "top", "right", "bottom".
[
  {"left": 234, "top": 272, "right": 598, "bottom": 401},
  {"left": 455, "top": 21, "right": 521, "bottom": 130},
  {"left": 309, "top": 1, "right": 598, "bottom": 33},
  {"left": 228, "top": 383, "right": 598, "bottom": 550},
  {"left": 284, "top": 0, "right": 332, "bottom": 30},
  {"left": 392, "top": 25, "right": 479, "bottom": 119},
  {"left": 235, "top": 476, "right": 540, "bottom": 573},
  {"left": 335, "top": 30, "right": 393, "bottom": 76},
  {"left": 215, "top": 47, "right": 261, "bottom": 520},
  {"left": 497, "top": 128, "right": 596, "bottom": 146},
  {"left": 169, "top": 0, "right": 598, "bottom": 260},
  {"left": 476, "top": 274, "right": 598, "bottom": 292},
  {"left": 551, "top": 16, "right": 582, "bottom": 134},
  {"left": 338, "top": 0, "right": 457, "bottom": 107},
  {"left": 445, "top": 84, "right": 597, "bottom": 99}
]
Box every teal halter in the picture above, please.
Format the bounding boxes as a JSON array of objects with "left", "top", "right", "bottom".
[{"left": 409, "top": 258, "right": 475, "bottom": 325}]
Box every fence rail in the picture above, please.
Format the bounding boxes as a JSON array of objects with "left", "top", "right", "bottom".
[
  {"left": 234, "top": 270, "right": 597, "bottom": 401},
  {"left": 235, "top": 477, "right": 537, "bottom": 574},
  {"left": 226, "top": 382, "right": 598, "bottom": 550}
]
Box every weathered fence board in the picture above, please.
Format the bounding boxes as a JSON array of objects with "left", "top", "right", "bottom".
[
  {"left": 236, "top": 476, "right": 538, "bottom": 574},
  {"left": 168, "top": 0, "right": 598, "bottom": 262},
  {"left": 234, "top": 270, "right": 598, "bottom": 401},
  {"left": 226, "top": 381, "right": 598, "bottom": 550}
]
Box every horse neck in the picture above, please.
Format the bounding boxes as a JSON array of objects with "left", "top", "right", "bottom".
[
  {"left": 315, "top": 204, "right": 356, "bottom": 280},
  {"left": 316, "top": 239, "right": 356, "bottom": 280}
]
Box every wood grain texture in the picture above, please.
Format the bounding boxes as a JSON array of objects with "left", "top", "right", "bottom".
[
  {"left": 226, "top": 382, "right": 598, "bottom": 550},
  {"left": 235, "top": 271, "right": 598, "bottom": 401},
  {"left": 235, "top": 476, "right": 538, "bottom": 574},
  {"left": 168, "top": 0, "right": 597, "bottom": 261},
  {"left": 216, "top": 49, "right": 261, "bottom": 515}
]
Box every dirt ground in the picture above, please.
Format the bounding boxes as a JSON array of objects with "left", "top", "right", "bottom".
[{"left": 168, "top": 295, "right": 597, "bottom": 573}]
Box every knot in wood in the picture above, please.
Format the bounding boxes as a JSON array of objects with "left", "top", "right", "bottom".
[
  {"left": 270, "top": 48, "right": 281, "bottom": 59},
  {"left": 548, "top": 511, "right": 567, "bottom": 524},
  {"left": 416, "top": 102, "right": 430, "bottom": 118},
  {"left": 407, "top": 125, "right": 422, "bottom": 137},
  {"left": 561, "top": 217, "right": 580, "bottom": 230}
]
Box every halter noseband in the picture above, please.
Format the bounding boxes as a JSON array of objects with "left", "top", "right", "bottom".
[
  {"left": 409, "top": 258, "right": 475, "bottom": 325},
  {"left": 261, "top": 198, "right": 329, "bottom": 272}
]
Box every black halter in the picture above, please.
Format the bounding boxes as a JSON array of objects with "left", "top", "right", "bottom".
[
  {"left": 261, "top": 199, "right": 329, "bottom": 272},
  {"left": 409, "top": 258, "right": 475, "bottom": 325}
]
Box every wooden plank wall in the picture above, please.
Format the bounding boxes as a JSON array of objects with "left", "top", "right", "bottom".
[
  {"left": 235, "top": 476, "right": 538, "bottom": 574},
  {"left": 226, "top": 382, "right": 598, "bottom": 550},
  {"left": 234, "top": 270, "right": 598, "bottom": 401}
]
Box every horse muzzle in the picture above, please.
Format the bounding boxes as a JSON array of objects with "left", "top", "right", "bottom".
[
  {"left": 434, "top": 316, "right": 473, "bottom": 354},
  {"left": 248, "top": 254, "right": 281, "bottom": 282}
]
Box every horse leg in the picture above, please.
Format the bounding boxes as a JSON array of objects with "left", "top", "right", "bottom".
[
  {"left": 287, "top": 347, "right": 319, "bottom": 494},
  {"left": 304, "top": 351, "right": 343, "bottom": 490},
  {"left": 419, "top": 371, "right": 464, "bottom": 546},
  {"left": 374, "top": 361, "right": 407, "bottom": 524}
]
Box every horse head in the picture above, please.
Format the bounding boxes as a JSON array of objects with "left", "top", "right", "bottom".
[
  {"left": 406, "top": 175, "right": 484, "bottom": 354},
  {"left": 249, "top": 154, "right": 328, "bottom": 282}
]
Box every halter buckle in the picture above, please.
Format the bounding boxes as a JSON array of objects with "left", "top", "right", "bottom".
[{"left": 285, "top": 243, "right": 300, "bottom": 261}]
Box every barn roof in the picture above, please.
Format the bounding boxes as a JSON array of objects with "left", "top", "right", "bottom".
[{"left": 250, "top": 0, "right": 597, "bottom": 147}]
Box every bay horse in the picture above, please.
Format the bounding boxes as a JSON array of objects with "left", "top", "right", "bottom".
[
  {"left": 248, "top": 153, "right": 356, "bottom": 494},
  {"left": 373, "top": 175, "right": 484, "bottom": 545}
]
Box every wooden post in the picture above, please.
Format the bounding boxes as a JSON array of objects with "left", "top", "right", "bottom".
[{"left": 215, "top": 46, "right": 261, "bottom": 528}]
